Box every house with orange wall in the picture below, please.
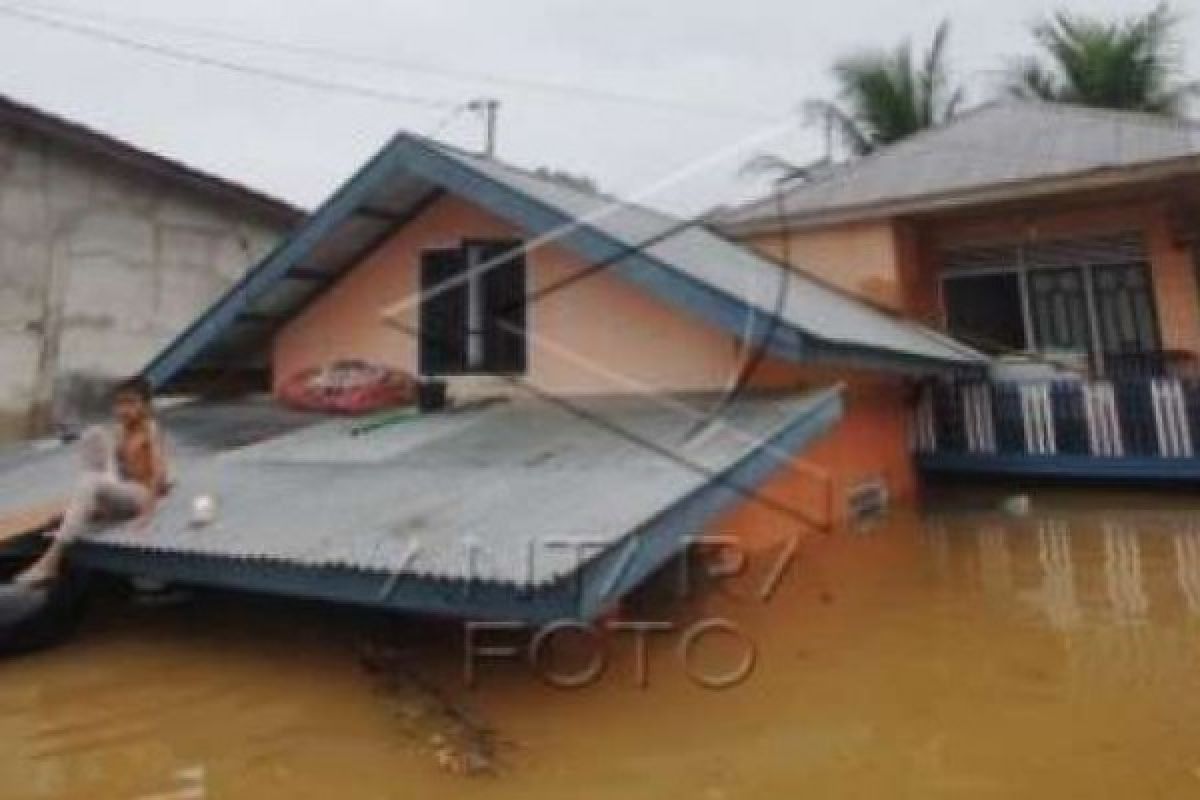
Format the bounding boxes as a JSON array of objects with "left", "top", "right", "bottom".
[
  {"left": 144, "top": 133, "right": 984, "bottom": 524},
  {"left": 0, "top": 131, "right": 981, "bottom": 622},
  {"left": 719, "top": 101, "right": 1200, "bottom": 482}
]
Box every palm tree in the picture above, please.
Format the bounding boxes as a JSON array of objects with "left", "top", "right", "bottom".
[
  {"left": 1009, "top": 3, "right": 1198, "bottom": 114},
  {"left": 809, "top": 21, "right": 964, "bottom": 157}
]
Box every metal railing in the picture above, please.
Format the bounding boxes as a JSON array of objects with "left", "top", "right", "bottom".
[{"left": 914, "top": 375, "right": 1200, "bottom": 461}]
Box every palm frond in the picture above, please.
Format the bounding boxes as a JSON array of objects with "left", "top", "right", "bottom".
[
  {"left": 800, "top": 20, "right": 961, "bottom": 159},
  {"left": 1010, "top": 2, "right": 1193, "bottom": 115}
]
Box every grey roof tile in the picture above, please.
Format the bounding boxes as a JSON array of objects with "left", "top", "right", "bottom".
[
  {"left": 0, "top": 391, "right": 841, "bottom": 587},
  {"left": 718, "top": 101, "right": 1200, "bottom": 229}
]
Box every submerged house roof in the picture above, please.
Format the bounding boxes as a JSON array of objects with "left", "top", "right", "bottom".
[
  {"left": 140, "top": 131, "right": 985, "bottom": 389},
  {"left": 718, "top": 101, "right": 1200, "bottom": 234},
  {"left": 0, "top": 92, "right": 305, "bottom": 227},
  {"left": 0, "top": 389, "right": 843, "bottom": 622}
]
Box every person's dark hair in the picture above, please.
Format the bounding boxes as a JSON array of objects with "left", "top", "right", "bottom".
[{"left": 113, "top": 376, "right": 153, "bottom": 404}]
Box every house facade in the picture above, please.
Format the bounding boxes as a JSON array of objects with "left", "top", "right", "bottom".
[
  {"left": 144, "top": 134, "right": 984, "bottom": 530},
  {"left": 0, "top": 95, "right": 302, "bottom": 439},
  {"left": 720, "top": 102, "right": 1200, "bottom": 480}
]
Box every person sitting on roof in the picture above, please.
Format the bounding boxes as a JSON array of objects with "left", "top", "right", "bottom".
[{"left": 16, "top": 377, "right": 168, "bottom": 586}]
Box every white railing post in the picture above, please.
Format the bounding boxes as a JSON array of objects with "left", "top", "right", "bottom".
[
  {"left": 914, "top": 383, "right": 937, "bottom": 454},
  {"left": 961, "top": 383, "right": 997, "bottom": 454},
  {"left": 1083, "top": 381, "right": 1124, "bottom": 458},
  {"left": 1020, "top": 384, "right": 1057, "bottom": 456},
  {"left": 1152, "top": 378, "right": 1193, "bottom": 458}
]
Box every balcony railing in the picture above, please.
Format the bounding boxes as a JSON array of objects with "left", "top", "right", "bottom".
[{"left": 914, "top": 373, "right": 1200, "bottom": 480}]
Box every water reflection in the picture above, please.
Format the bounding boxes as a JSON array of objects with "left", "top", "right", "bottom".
[
  {"left": 976, "top": 524, "right": 1013, "bottom": 598},
  {"left": 1103, "top": 522, "right": 1149, "bottom": 626},
  {"left": 1172, "top": 527, "right": 1200, "bottom": 616},
  {"left": 7, "top": 494, "right": 1200, "bottom": 798},
  {"left": 959, "top": 510, "right": 1200, "bottom": 631},
  {"left": 1035, "top": 521, "right": 1081, "bottom": 632}
]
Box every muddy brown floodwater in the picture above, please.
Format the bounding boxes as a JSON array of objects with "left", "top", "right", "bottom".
[{"left": 6, "top": 488, "right": 1200, "bottom": 798}]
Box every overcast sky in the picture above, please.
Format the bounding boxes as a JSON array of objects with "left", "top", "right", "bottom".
[{"left": 0, "top": 0, "right": 1192, "bottom": 214}]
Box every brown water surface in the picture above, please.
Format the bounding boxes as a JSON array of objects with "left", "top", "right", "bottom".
[{"left": 5, "top": 488, "right": 1200, "bottom": 798}]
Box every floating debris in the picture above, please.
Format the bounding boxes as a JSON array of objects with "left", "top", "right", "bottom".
[
  {"left": 359, "top": 641, "right": 507, "bottom": 776},
  {"left": 1001, "top": 495, "right": 1033, "bottom": 517}
]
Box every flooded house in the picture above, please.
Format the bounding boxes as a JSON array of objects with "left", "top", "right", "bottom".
[
  {"left": 719, "top": 100, "right": 1200, "bottom": 482},
  {"left": 0, "top": 94, "right": 302, "bottom": 439},
  {"left": 1, "top": 132, "right": 984, "bottom": 623}
]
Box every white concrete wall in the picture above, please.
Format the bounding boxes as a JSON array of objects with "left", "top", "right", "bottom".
[{"left": 0, "top": 122, "right": 288, "bottom": 438}]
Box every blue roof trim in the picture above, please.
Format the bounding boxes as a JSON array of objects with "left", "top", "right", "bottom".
[
  {"left": 67, "top": 388, "right": 843, "bottom": 623},
  {"left": 143, "top": 133, "right": 975, "bottom": 389},
  {"left": 143, "top": 135, "right": 411, "bottom": 389},
  {"left": 918, "top": 452, "right": 1200, "bottom": 482},
  {"left": 572, "top": 385, "right": 843, "bottom": 618}
]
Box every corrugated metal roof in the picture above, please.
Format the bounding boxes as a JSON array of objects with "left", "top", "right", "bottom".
[
  {"left": 140, "top": 132, "right": 986, "bottom": 387},
  {"left": 427, "top": 140, "right": 986, "bottom": 369},
  {"left": 718, "top": 101, "right": 1200, "bottom": 231},
  {"left": 0, "top": 390, "right": 842, "bottom": 588}
]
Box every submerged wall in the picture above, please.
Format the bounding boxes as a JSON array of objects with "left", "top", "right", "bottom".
[{"left": 0, "top": 122, "right": 287, "bottom": 437}]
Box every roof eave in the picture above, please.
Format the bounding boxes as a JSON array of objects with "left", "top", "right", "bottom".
[
  {"left": 720, "top": 153, "right": 1200, "bottom": 236},
  {"left": 0, "top": 93, "right": 305, "bottom": 226}
]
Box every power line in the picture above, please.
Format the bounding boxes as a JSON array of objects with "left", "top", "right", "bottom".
[
  {"left": 0, "top": 3, "right": 461, "bottom": 111},
  {"left": 8, "top": 0, "right": 779, "bottom": 123}
]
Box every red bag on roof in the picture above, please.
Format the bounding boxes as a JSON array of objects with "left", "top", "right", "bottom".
[{"left": 278, "top": 360, "right": 417, "bottom": 415}]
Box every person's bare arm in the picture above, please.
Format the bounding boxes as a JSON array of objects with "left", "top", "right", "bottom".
[{"left": 132, "top": 425, "right": 167, "bottom": 532}]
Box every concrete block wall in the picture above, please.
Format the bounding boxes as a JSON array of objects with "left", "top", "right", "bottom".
[{"left": 0, "top": 122, "right": 288, "bottom": 439}]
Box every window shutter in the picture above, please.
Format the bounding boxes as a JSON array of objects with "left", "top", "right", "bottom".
[
  {"left": 480, "top": 242, "right": 527, "bottom": 374},
  {"left": 419, "top": 249, "right": 468, "bottom": 375}
]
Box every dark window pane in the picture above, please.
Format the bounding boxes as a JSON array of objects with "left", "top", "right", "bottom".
[
  {"left": 419, "top": 249, "right": 469, "bottom": 375},
  {"left": 1092, "top": 263, "right": 1160, "bottom": 356},
  {"left": 943, "top": 273, "right": 1026, "bottom": 353},
  {"left": 1030, "top": 267, "right": 1092, "bottom": 353},
  {"left": 478, "top": 242, "right": 528, "bottom": 374}
]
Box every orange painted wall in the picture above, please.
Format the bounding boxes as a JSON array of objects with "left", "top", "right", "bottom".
[
  {"left": 717, "top": 371, "right": 917, "bottom": 535},
  {"left": 272, "top": 194, "right": 922, "bottom": 526},
  {"left": 744, "top": 219, "right": 907, "bottom": 312},
  {"left": 274, "top": 195, "right": 750, "bottom": 396},
  {"left": 742, "top": 198, "right": 1200, "bottom": 357}
]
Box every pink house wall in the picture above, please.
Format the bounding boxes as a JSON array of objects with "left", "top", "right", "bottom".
[
  {"left": 273, "top": 195, "right": 758, "bottom": 397},
  {"left": 744, "top": 219, "right": 907, "bottom": 312}
]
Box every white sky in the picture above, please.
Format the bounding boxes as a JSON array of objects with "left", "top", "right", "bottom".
[{"left": 0, "top": 0, "right": 1191, "bottom": 214}]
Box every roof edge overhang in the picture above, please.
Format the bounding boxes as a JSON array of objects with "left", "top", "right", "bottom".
[
  {"left": 381, "top": 136, "right": 985, "bottom": 376},
  {"left": 0, "top": 94, "right": 305, "bottom": 227},
  {"left": 142, "top": 135, "right": 415, "bottom": 389},
  {"left": 142, "top": 132, "right": 985, "bottom": 390},
  {"left": 720, "top": 153, "right": 1200, "bottom": 236},
  {"left": 69, "top": 387, "right": 846, "bottom": 623}
]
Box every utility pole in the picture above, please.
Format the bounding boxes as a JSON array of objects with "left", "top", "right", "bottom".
[{"left": 468, "top": 97, "right": 500, "bottom": 157}]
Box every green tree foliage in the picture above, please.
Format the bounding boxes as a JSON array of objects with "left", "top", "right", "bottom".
[{"left": 1009, "top": 3, "right": 1198, "bottom": 114}]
